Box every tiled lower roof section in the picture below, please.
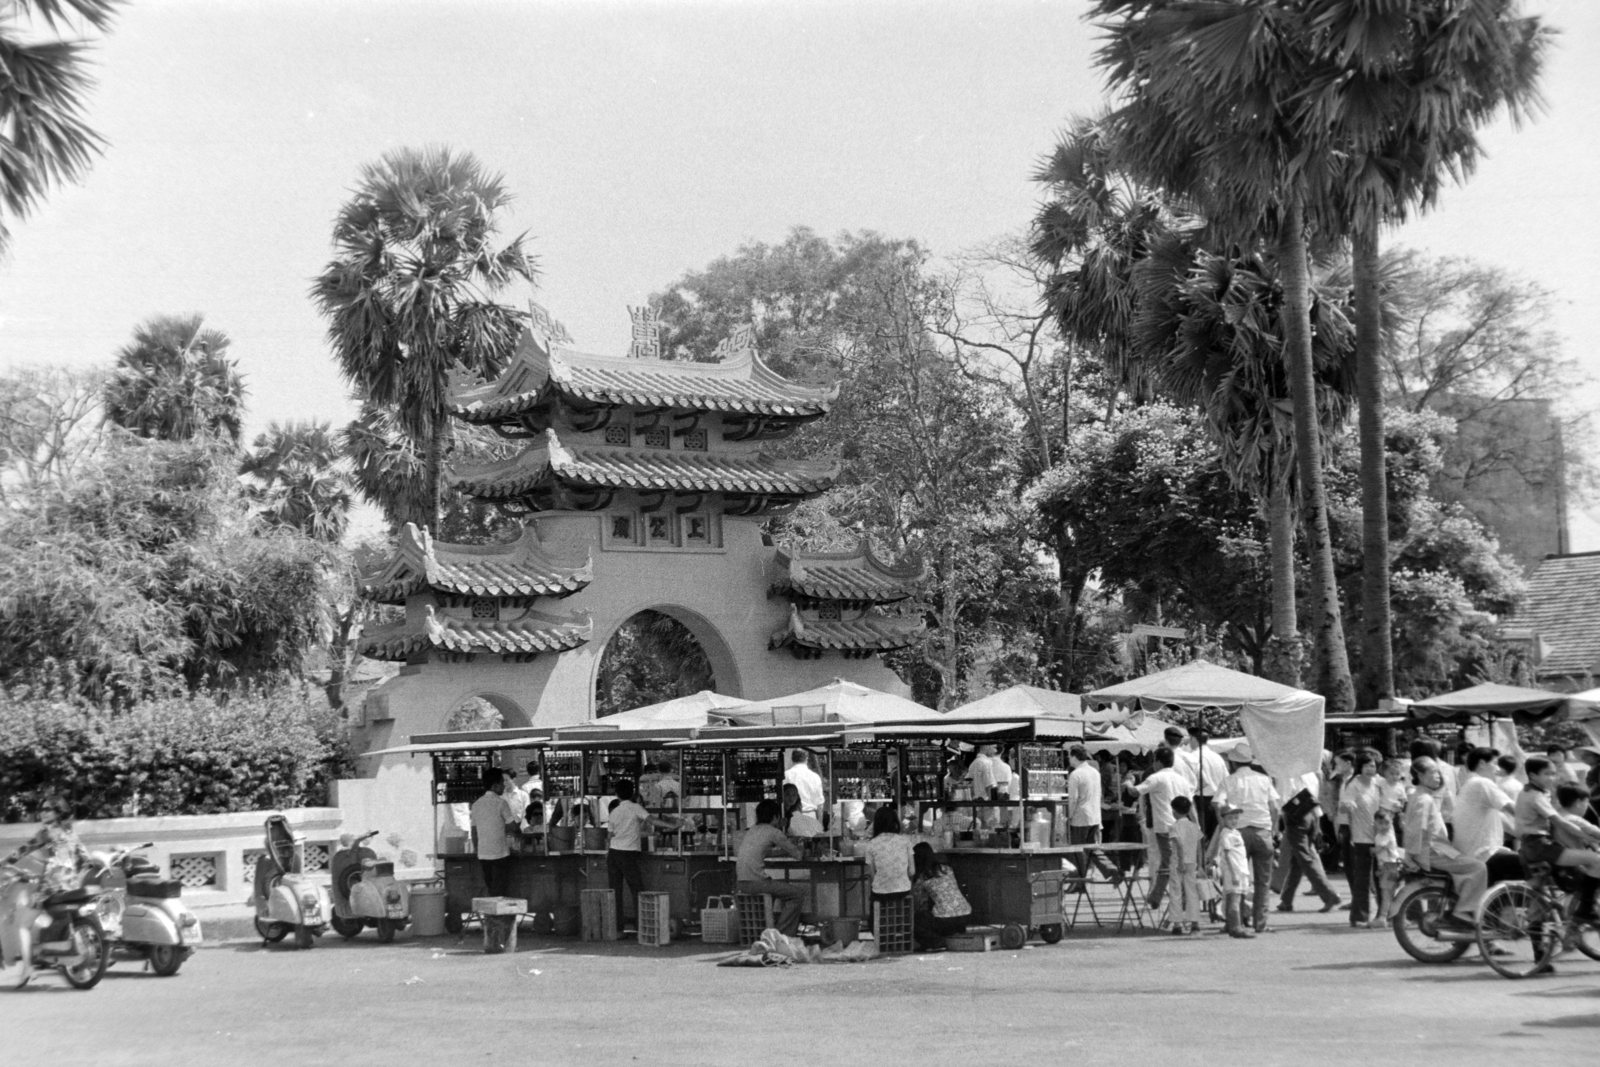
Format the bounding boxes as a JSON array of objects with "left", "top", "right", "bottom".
[
  {"left": 357, "top": 608, "right": 592, "bottom": 661},
  {"left": 449, "top": 428, "right": 838, "bottom": 499},
  {"left": 1522, "top": 552, "right": 1600, "bottom": 675},
  {"left": 769, "top": 605, "right": 926, "bottom": 652},
  {"left": 773, "top": 542, "right": 924, "bottom": 603},
  {"left": 360, "top": 523, "right": 592, "bottom": 604}
]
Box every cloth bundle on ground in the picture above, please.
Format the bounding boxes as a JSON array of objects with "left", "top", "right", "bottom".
[{"left": 716, "top": 927, "right": 881, "bottom": 966}]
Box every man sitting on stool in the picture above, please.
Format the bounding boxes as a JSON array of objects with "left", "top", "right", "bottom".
[{"left": 735, "top": 799, "right": 805, "bottom": 936}]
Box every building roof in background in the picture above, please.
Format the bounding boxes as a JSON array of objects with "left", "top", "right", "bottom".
[
  {"left": 1522, "top": 551, "right": 1600, "bottom": 678},
  {"left": 359, "top": 523, "right": 593, "bottom": 604},
  {"left": 771, "top": 541, "right": 925, "bottom": 604}
]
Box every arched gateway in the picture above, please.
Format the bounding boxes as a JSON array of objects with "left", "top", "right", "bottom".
[{"left": 348, "top": 308, "right": 926, "bottom": 773}]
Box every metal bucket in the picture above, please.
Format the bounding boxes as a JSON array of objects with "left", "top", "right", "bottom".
[
  {"left": 408, "top": 882, "right": 447, "bottom": 937},
  {"left": 547, "top": 826, "right": 577, "bottom": 853},
  {"left": 827, "top": 918, "right": 861, "bottom": 946}
]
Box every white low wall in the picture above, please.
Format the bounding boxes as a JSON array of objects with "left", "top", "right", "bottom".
[{"left": 0, "top": 808, "right": 344, "bottom": 903}]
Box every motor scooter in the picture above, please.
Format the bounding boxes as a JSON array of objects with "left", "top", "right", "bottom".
[
  {"left": 1391, "top": 853, "right": 1526, "bottom": 963},
  {"left": 84, "top": 843, "right": 201, "bottom": 976},
  {"left": 329, "top": 831, "right": 411, "bottom": 943},
  {"left": 0, "top": 860, "right": 112, "bottom": 989},
  {"left": 251, "top": 815, "right": 330, "bottom": 950}
]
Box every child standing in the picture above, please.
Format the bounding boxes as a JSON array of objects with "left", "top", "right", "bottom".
[
  {"left": 1207, "top": 803, "right": 1253, "bottom": 939},
  {"left": 1370, "top": 757, "right": 1408, "bottom": 928},
  {"left": 1165, "top": 795, "right": 1204, "bottom": 934}
]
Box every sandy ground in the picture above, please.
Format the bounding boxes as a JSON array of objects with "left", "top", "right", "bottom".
[{"left": 7, "top": 900, "right": 1598, "bottom": 1067}]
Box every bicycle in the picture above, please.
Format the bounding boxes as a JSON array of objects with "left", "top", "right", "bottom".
[{"left": 1474, "top": 861, "right": 1600, "bottom": 979}]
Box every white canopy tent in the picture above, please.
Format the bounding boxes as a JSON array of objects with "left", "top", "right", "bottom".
[
  {"left": 944, "top": 685, "right": 1090, "bottom": 740},
  {"left": 569, "top": 689, "right": 753, "bottom": 730},
  {"left": 1087, "top": 659, "right": 1325, "bottom": 779},
  {"left": 722, "top": 678, "right": 935, "bottom": 727},
  {"left": 1083, "top": 715, "right": 1180, "bottom": 756}
]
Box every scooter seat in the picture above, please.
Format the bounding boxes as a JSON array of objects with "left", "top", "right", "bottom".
[
  {"left": 128, "top": 877, "right": 184, "bottom": 899},
  {"left": 42, "top": 885, "right": 102, "bottom": 907}
]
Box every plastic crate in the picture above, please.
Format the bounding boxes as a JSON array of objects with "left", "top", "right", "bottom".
[
  {"left": 700, "top": 895, "right": 738, "bottom": 943},
  {"left": 637, "top": 891, "right": 672, "bottom": 947},
  {"left": 735, "top": 893, "right": 776, "bottom": 946},
  {"left": 946, "top": 927, "right": 1000, "bottom": 952},
  {"left": 873, "top": 895, "right": 914, "bottom": 955},
  {"left": 581, "top": 889, "right": 618, "bottom": 941}
]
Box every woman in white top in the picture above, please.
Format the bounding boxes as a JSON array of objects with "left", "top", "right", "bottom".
[{"left": 861, "top": 805, "right": 916, "bottom": 907}]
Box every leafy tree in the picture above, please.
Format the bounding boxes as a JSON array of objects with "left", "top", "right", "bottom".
[
  {"left": 241, "top": 420, "right": 352, "bottom": 543},
  {"left": 0, "top": 0, "right": 119, "bottom": 252},
  {"left": 595, "top": 611, "right": 715, "bottom": 717},
  {"left": 103, "top": 314, "right": 246, "bottom": 445},
  {"left": 312, "top": 146, "right": 536, "bottom": 535},
  {"left": 0, "top": 363, "right": 105, "bottom": 500},
  {"left": 1090, "top": 0, "right": 1360, "bottom": 711}
]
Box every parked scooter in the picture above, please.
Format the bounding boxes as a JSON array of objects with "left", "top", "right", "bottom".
[
  {"left": 84, "top": 843, "right": 201, "bottom": 976},
  {"left": 251, "top": 815, "right": 329, "bottom": 950},
  {"left": 329, "top": 832, "right": 411, "bottom": 943},
  {"left": 0, "top": 860, "right": 112, "bottom": 989}
]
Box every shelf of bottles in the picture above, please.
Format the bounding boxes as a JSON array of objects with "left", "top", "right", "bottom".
[
  {"left": 679, "top": 749, "right": 727, "bottom": 853},
  {"left": 1020, "top": 744, "right": 1069, "bottom": 799},
  {"left": 432, "top": 752, "right": 491, "bottom": 805},
  {"left": 831, "top": 746, "right": 898, "bottom": 803}
]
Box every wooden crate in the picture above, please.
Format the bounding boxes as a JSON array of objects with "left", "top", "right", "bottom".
[
  {"left": 580, "top": 889, "right": 618, "bottom": 941},
  {"left": 946, "top": 927, "right": 1001, "bottom": 953},
  {"left": 637, "top": 891, "right": 671, "bottom": 947},
  {"left": 472, "top": 896, "right": 527, "bottom": 916}
]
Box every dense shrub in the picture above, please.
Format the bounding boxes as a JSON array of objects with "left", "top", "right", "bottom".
[{"left": 0, "top": 680, "right": 349, "bottom": 822}]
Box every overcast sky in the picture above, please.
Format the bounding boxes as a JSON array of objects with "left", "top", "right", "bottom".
[{"left": 2, "top": 0, "right": 1596, "bottom": 536}]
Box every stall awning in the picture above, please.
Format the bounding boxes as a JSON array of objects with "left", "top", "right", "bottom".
[
  {"left": 664, "top": 732, "right": 845, "bottom": 749},
  {"left": 366, "top": 735, "right": 550, "bottom": 757},
  {"left": 1405, "top": 682, "right": 1587, "bottom": 723},
  {"left": 842, "top": 721, "right": 1025, "bottom": 741}
]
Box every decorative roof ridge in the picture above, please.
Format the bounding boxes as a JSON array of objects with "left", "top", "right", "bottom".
[
  {"left": 771, "top": 603, "right": 926, "bottom": 651},
  {"left": 359, "top": 520, "right": 593, "bottom": 602},
  {"left": 356, "top": 604, "right": 594, "bottom": 660}
]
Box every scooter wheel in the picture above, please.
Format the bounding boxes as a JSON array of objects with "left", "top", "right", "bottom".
[
  {"left": 330, "top": 915, "right": 365, "bottom": 940},
  {"left": 148, "top": 944, "right": 184, "bottom": 977},
  {"left": 254, "top": 917, "right": 289, "bottom": 944},
  {"left": 376, "top": 919, "right": 399, "bottom": 944},
  {"left": 61, "top": 918, "right": 111, "bottom": 990},
  {"left": 294, "top": 925, "right": 316, "bottom": 950}
]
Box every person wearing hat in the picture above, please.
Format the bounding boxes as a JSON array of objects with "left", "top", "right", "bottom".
[
  {"left": 1213, "top": 741, "right": 1280, "bottom": 933},
  {"left": 1206, "top": 802, "right": 1253, "bottom": 937}
]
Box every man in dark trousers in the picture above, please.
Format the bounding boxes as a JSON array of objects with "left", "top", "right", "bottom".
[{"left": 1277, "top": 770, "right": 1342, "bottom": 914}]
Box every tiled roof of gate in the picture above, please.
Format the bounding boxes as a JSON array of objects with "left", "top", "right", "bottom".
[
  {"left": 449, "top": 428, "right": 838, "bottom": 499},
  {"left": 772, "top": 542, "right": 925, "bottom": 603},
  {"left": 356, "top": 607, "right": 592, "bottom": 661},
  {"left": 359, "top": 523, "right": 592, "bottom": 604},
  {"left": 1522, "top": 552, "right": 1600, "bottom": 677},
  {"left": 769, "top": 605, "right": 926, "bottom": 653},
  {"left": 449, "top": 329, "right": 837, "bottom": 421}
]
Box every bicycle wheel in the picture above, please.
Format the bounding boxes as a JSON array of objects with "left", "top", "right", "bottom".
[
  {"left": 1562, "top": 893, "right": 1600, "bottom": 961},
  {"left": 1477, "top": 882, "right": 1560, "bottom": 979}
]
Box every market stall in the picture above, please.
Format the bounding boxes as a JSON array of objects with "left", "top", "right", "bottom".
[{"left": 1087, "top": 659, "right": 1326, "bottom": 779}]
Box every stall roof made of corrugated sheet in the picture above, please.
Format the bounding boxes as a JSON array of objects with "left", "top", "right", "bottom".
[
  {"left": 1522, "top": 552, "right": 1600, "bottom": 676},
  {"left": 449, "top": 329, "right": 838, "bottom": 421},
  {"left": 450, "top": 428, "right": 839, "bottom": 499},
  {"left": 359, "top": 522, "right": 592, "bottom": 603},
  {"left": 356, "top": 608, "right": 592, "bottom": 661}
]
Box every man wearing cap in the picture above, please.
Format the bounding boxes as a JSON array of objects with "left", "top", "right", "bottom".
[
  {"left": 1214, "top": 742, "right": 1281, "bottom": 933},
  {"left": 1172, "top": 725, "right": 1228, "bottom": 839}
]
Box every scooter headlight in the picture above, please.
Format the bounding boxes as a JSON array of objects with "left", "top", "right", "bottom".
[
  {"left": 180, "top": 912, "right": 199, "bottom": 928},
  {"left": 300, "top": 892, "right": 320, "bottom": 912},
  {"left": 386, "top": 889, "right": 402, "bottom": 905}
]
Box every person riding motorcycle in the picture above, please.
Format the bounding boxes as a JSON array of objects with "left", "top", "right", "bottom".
[
  {"left": 1, "top": 796, "right": 90, "bottom": 984},
  {"left": 1401, "top": 757, "right": 1487, "bottom": 933}
]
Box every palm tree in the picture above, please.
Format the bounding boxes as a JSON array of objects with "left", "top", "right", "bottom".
[
  {"left": 1133, "top": 233, "right": 1358, "bottom": 685},
  {"left": 1304, "top": 0, "right": 1549, "bottom": 706},
  {"left": 103, "top": 314, "right": 245, "bottom": 444},
  {"left": 240, "top": 420, "right": 352, "bottom": 542},
  {"left": 0, "top": 0, "right": 119, "bottom": 252},
  {"left": 1090, "top": 0, "right": 1361, "bottom": 711},
  {"left": 311, "top": 146, "right": 536, "bottom": 535}
]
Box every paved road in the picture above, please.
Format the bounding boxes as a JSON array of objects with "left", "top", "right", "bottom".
[{"left": 8, "top": 906, "right": 1597, "bottom": 1066}]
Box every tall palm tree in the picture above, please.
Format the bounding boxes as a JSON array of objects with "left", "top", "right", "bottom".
[
  {"left": 1090, "top": 0, "right": 1360, "bottom": 711},
  {"left": 240, "top": 420, "right": 352, "bottom": 542},
  {"left": 1304, "top": 0, "right": 1549, "bottom": 706},
  {"left": 0, "top": 0, "right": 119, "bottom": 252},
  {"left": 103, "top": 314, "right": 245, "bottom": 444},
  {"left": 311, "top": 146, "right": 536, "bottom": 535},
  {"left": 1134, "top": 233, "right": 1358, "bottom": 685}
]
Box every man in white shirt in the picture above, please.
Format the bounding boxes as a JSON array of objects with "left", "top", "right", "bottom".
[
  {"left": 606, "top": 779, "right": 682, "bottom": 931},
  {"left": 1172, "top": 726, "right": 1228, "bottom": 837},
  {"left": 1215, "top": 743, "right": 1281, "bottom": 933},
  {"left": 1066, "top": 746, "right": 1122, "bottom": 886},
  {"left": 470, "top": 769, "right": 519, "bottom": 897},
  {"left": 503, "top": 772, "right": 531, "bottom": 833},
  {"left": 1136, "top": 746, "right": 1193, "bottom": 912},
  {"left": 784, "top": 750, "right": 825, "bottom": 816},
  {"left": 1454, "top": 747, "right": 1515, "bottom": 861}
]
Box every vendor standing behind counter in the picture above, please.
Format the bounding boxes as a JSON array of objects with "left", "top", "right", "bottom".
[
  {"left": 735, "top": 800, "right": 804, "bottom": 935},
  {"left": 607, "top": 780, "right": 685, "bottom": 932}
]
